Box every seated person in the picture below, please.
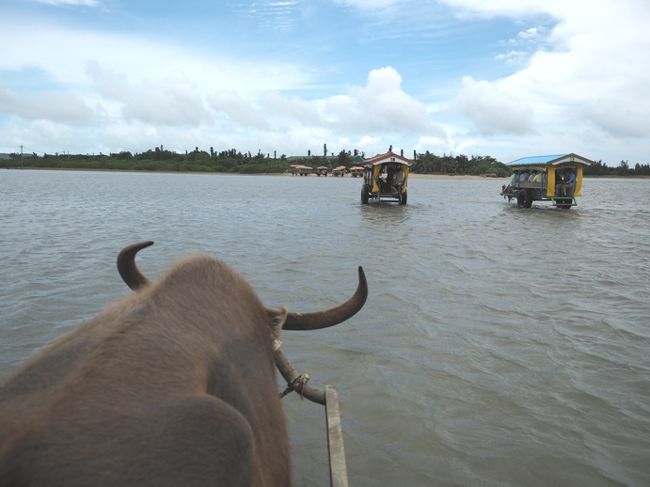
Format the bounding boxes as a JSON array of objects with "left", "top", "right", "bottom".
[
  {"left": 386, "top": 166, "right": 395, "bottom": 188},
  {"left": 566, "top": 170, "right": 576, "bottom": 195},
  {"left": 555, "top": 169, "right": 569, "bottom": 196},
  {"left": 393, "top": 167, "right": 404, "bottom": 188},
  {"left": 377, "top": 168, "right": 388, "bottom": 191}
]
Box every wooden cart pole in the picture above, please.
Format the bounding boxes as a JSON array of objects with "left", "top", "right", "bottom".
[
  {"left": 274, "top": 346, "right": 350, "bottom": 486},
  {"left": 325, "top": 386, "right": 348, "bottom": 487}
]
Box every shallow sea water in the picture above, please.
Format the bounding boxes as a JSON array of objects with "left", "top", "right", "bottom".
[{"left": 1, "top": 170, "right": 649, "bottom": 486}]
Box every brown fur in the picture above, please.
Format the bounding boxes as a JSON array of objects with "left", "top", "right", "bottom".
[{"left": 0, "top": 255, "right": 290, "bottom": 486}]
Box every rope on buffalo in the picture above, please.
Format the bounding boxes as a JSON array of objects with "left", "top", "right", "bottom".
[
  {"left": 280, "top": 374, "right": 311, "bottom": 399},
  {"left": 273, "top": 341, "right": 326, "bottom": 405},
  {"left": 274, "top": 338, "right": 310, "bottom": 399}
]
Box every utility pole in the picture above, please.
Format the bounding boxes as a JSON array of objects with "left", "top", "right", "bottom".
[{"left": 20, "top": 144, "right": 23, "bottom": 168}]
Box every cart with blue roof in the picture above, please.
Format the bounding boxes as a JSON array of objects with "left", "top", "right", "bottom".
[{"left": 500, "top": 153, "right": 592, "bottom": 209}]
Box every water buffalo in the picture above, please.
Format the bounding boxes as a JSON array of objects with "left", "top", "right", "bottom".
[{"left": 0, "top": 242, "right": 367, "bottom": 487}]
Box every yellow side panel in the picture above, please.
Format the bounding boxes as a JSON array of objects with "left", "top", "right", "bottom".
[
  {"left": 546, "top": 168, "right": 555, "bottom": 197},
  {"left": 372, "top": 165, "right": 380, "bottom": 192},
  {"left": 575, "top": 165, "right": 583, "bottom": 196}
]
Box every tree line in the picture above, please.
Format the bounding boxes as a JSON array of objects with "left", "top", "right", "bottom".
[
  {"left": 583, "top": 159, "right": 650, "bottom": 177},
  {"left": 2, "top": 146, "right": 648, "bottom": 177}
]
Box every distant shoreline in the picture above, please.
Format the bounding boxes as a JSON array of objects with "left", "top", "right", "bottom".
[
  {"left": 409, "top": 174, "right": 504, "bottom": 180},
  {"left": 3, "top": 166, "right": 647, "bottom": 179},
  {"left": 2, "top": 166, "right": 496, "bottom": 179}
]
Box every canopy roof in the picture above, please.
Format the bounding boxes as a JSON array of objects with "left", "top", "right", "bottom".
[
  {"left": 364, "top": 150, "right": 412, "bottom": 167},
  {"left": 507, "top": 153, "right": 592, "bottom": 168}
]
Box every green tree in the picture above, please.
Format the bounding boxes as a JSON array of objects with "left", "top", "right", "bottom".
[{"left": 337, "top": 150, "right": 352, "bottom": 167}]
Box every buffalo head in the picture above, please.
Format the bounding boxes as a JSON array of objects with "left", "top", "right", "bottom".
[{"left": 117, "top": 240, "right": 368, "bottom": 332}]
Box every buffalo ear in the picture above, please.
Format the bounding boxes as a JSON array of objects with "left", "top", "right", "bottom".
[{"left": 268, "top": 306, "right": 288, "bottom": 342}]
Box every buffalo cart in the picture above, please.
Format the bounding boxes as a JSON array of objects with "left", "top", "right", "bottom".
[
  {"left": 500, "top": 153, "right": 592, "bottom": 209},
  {"left": 360, "top": 150, "right": 412, "bottom": 205}
]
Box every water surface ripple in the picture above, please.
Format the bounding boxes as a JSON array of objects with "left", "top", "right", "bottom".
[{"left": 1, "top": 170, "right": 649, "bottom": 486}]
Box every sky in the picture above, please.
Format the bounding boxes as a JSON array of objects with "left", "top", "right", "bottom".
[{"left": 1, "top": 0, "right": 649, "bottom": 164}]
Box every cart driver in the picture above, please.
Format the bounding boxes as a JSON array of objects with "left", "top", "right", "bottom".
[
  {"left": 386, "top": 165, "right": 395, "bottom": 188},
  {"left": 392, "top": 166, "right": 404, "bottom": 188},
  {"left": 377, "top": 166, "right": 388, "bottom": 191}
]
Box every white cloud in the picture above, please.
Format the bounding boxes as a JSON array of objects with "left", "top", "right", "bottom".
[
  {"left": 37, "top": 0, "right": 100, "bottom": 6},
  {"left": 0, "top": 17, "right": 312, "bottom": 146},
  {"left": 245, "top": 0, "right": 300, "bottom": 32},
  {"left": 495, "top": 50, "right": 528, "bottom": 65},
  {"left": 357, "top": 135, "right": 382, "bottom": 151},
  {"left": 415, "top": 135, "right": 449, "bottom": 153},
  {"left": 85, "top": 62, "right": 210, "bottom": 127},
  {"left": 332, "top": 0, "right": 399, "bottom": 11},
  {"left": 415, "top": 127, "right": 479, "bottom": 156},
  {"left": 0, "top": 87, "right": 94, "bottom": 123},
  {"left": 207, "top": 92, "right": 270, "bottom": 130},
  {"left": 0, "top": 19, "right": 311, "bottom": 97},
  {"left": 264, "top": 92, "right": 323, "bottom": 126},
  {"left": 346, "top": 67, "right": 438, "bottom": 133},
  {"left": 494, "top": 25, "right": 546, "bottom": 66},
  {"left": 517, "top": 27, "right": 539, "bottom": 40},
  {"left": 443, "top": 0, "right": 650, "bottom": 161},
  {"left": 441, "top": 0, "right": 558, "bottom": 18},
  {"left": 455, "top": 76, "right": 534, "bottom": 135},
  {"left": 2, "top": 2, "right": 649, "bottom": 164},
  {"left": 0, "top": 15, "right": 443, "bottom": 157},
  {"left": 267, "top": 67, "right": 446, "bottom": 139}
]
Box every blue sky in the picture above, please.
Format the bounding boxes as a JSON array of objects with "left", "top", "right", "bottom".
[{"left": 1, "top": 0, "right": 649, "bottom": 164}]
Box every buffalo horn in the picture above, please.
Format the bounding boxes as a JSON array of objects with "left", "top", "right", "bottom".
[
  {"left": 281, "top": 266, "right": 367, "bottom": 331},
  {"left": 117, "top": 242, "right": 367, "bottom": 328},
  {"left": 117, "top": 241, "right": 154, "bottom": 290}
]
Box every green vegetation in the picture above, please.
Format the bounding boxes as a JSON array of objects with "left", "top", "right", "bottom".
[
  {"left": 0, "top": 147, "right": 292, "bottom": 174},
  {"left": 410, "top": 152, "right": 511, "bottom": 177},
  {"left": 1, "top": 146, "right": 647, "bottom": 177},
  {"left": 584, "top": 159, "right": 650, "bottom": 177}
]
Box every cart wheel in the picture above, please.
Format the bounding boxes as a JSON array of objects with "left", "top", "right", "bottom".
[
  {"left": 361, "top": 185, "right": 369, "bottom": 204},
  {"left": 524, "top": 190, "right": 533, "bottom": 208},
  {"left": 516, "top": 190, "right": 528, "bottom": 208}
]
